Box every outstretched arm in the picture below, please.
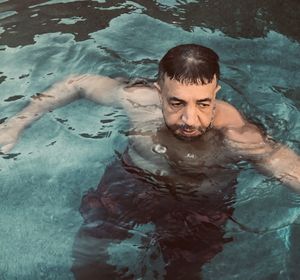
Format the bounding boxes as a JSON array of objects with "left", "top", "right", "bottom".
[
  {"left": 258, "top": 145, "right": 300, "bottom": 191},
  {"left": 224, "top": 124, "right": 300, "bottom": 193},
  {"left": 0, "top": 75, "right": 122, "bottom": 153}
]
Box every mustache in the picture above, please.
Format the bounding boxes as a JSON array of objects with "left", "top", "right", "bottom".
[
  {"left": 167, "top": 124, "right": 206, "bottom": 134},
  {"left": 179, "top": 124, "right": 206, "bottom": 133},
  {"left": 179, "top": 124, "right": 197, "bottom": 131}
]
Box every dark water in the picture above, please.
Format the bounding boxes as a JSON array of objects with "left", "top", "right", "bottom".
[
  {"left": 0, "top": 1, "right": 299, "bottom": 279},
  {"left": 1, "top": 0, "right": 299, "bottom": 47}
]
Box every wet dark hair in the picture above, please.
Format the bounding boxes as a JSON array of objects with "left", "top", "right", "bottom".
[{"left": 158, "top": 44, "right": 220, "bottom": 85}]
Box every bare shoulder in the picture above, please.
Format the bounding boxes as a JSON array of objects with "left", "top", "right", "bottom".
[
  {"left": 121, "top": 82, "right": 160, "bottom": 108},
  {"left": 214, "top": 100, "right": 245, "bottom": 129},
  {"left": 215, "top": 100, "right": 265, "bottom": 145}
]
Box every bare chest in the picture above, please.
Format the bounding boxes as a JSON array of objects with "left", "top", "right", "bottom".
[{"left": 126, "top": 127, "right": 238, "bottom": 194}]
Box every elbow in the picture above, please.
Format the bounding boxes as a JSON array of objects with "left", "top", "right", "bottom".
[{"left": 65, "top": 75, "right": 87, "bottom": 97}]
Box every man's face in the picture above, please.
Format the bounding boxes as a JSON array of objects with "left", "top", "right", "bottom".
[{"left": 156, "top": 75, "right": 221, "bottom": 140}]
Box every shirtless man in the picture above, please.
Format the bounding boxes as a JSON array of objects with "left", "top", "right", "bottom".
[{"left": 0, "top": 44, "right": 299, "bottom": 279}]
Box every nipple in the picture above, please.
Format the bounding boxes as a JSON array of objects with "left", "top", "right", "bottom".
[{"left": 152, "top": 144, "right": 167, "bottom": 154}]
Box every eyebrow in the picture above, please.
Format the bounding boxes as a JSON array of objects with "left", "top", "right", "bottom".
[{"left": 168, "top": 97, "right": 212, "bottom": 103}]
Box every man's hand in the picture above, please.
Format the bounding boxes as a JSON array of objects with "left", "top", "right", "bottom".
[{"left": 0, "top": 121, "right": 22, "bottom": 153}]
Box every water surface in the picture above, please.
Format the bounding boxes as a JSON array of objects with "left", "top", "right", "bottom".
[{"left": 0, "top": 1, "right": 299, "bottom": 279}]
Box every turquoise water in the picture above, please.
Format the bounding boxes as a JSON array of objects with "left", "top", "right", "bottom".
[{"left": 0, "top": 1, "right": 300, "bottom": 279}]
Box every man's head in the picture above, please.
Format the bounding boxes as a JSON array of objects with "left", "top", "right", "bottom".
[{"left": 155, "top": 44, "right": 221, "bottom": 140}]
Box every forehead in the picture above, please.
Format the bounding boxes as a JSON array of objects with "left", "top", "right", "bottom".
[{"left": 161, "top": 76, "right": 217, "bottom": 99}]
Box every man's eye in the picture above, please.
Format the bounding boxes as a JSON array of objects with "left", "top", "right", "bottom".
[
  {"left": 197, "top": 103, "right": 209, "bottom": 108},
  {"left": 170, "top": 102, "right": 183, "bottom": 107}
]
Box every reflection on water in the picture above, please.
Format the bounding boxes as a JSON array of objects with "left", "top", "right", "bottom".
[
  {"left": 0, "top": 0, "right": 299, "bottom": 280},
  {"left": 0, "top": 0, "right": 299, "bottom": 47}
]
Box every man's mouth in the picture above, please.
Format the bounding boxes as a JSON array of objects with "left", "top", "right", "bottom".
[
  {"left": 180, "top": 129, "right": 200, "bottom": 137},
  {"left": 166, "top": 124, "right": 205, "bottom": 140},
  {"left": 176, "top": 125, "right": 206, "bottom": 138}
]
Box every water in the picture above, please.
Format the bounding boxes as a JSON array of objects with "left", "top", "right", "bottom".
[{"left": 0, "top": 1, "right": 299, "bottom": 279}]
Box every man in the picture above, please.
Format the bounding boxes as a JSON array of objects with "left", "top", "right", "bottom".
[{"left": 0, "top": 44, "right": 299, "bottom": 279}]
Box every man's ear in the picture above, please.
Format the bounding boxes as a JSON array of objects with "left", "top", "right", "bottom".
[
  {"left": 153, "top": 82, "right": 161, "bottom": 93},
  {"left": 154, "top": 82, "right": 163, "bottom": 102},
  {"left": 214, "top": 84, "right": 221, "bottom": 97}
]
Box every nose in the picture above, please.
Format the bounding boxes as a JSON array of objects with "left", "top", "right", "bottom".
[{"left": 181, "top": 106, "right": 198, "bottom": 127}]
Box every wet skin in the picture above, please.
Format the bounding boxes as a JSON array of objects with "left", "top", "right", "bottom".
[
  {"left": 71, "top": 76, "right": 241, "bottom": 279},
  {"left": 1, "top": 73, "right": 299, "bottom": 279},
  {"left": 0, "top": 71, "right": 299, "bottom": 190},
  {"left": 118, "top": 76, "right": 244, "bottom": 196}
]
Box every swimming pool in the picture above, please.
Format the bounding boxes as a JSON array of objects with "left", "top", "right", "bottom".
[{"left": 0, "top": 0, "right": 299, "bottom": 279}]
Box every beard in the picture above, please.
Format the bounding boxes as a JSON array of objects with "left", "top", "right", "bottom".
[{"left": 166, "top": 123, "right": 208, "bottom": 141}]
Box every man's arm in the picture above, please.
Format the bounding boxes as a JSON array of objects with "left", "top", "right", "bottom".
[
  {"left": 224, "top": 123, "right": 300, "bottom": 193},
  {"left": 258, "top": 145, "right": 300, "bottom": 192},
  {"left": 0, "top": 75, "right": 122, "bottom": 153}
]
